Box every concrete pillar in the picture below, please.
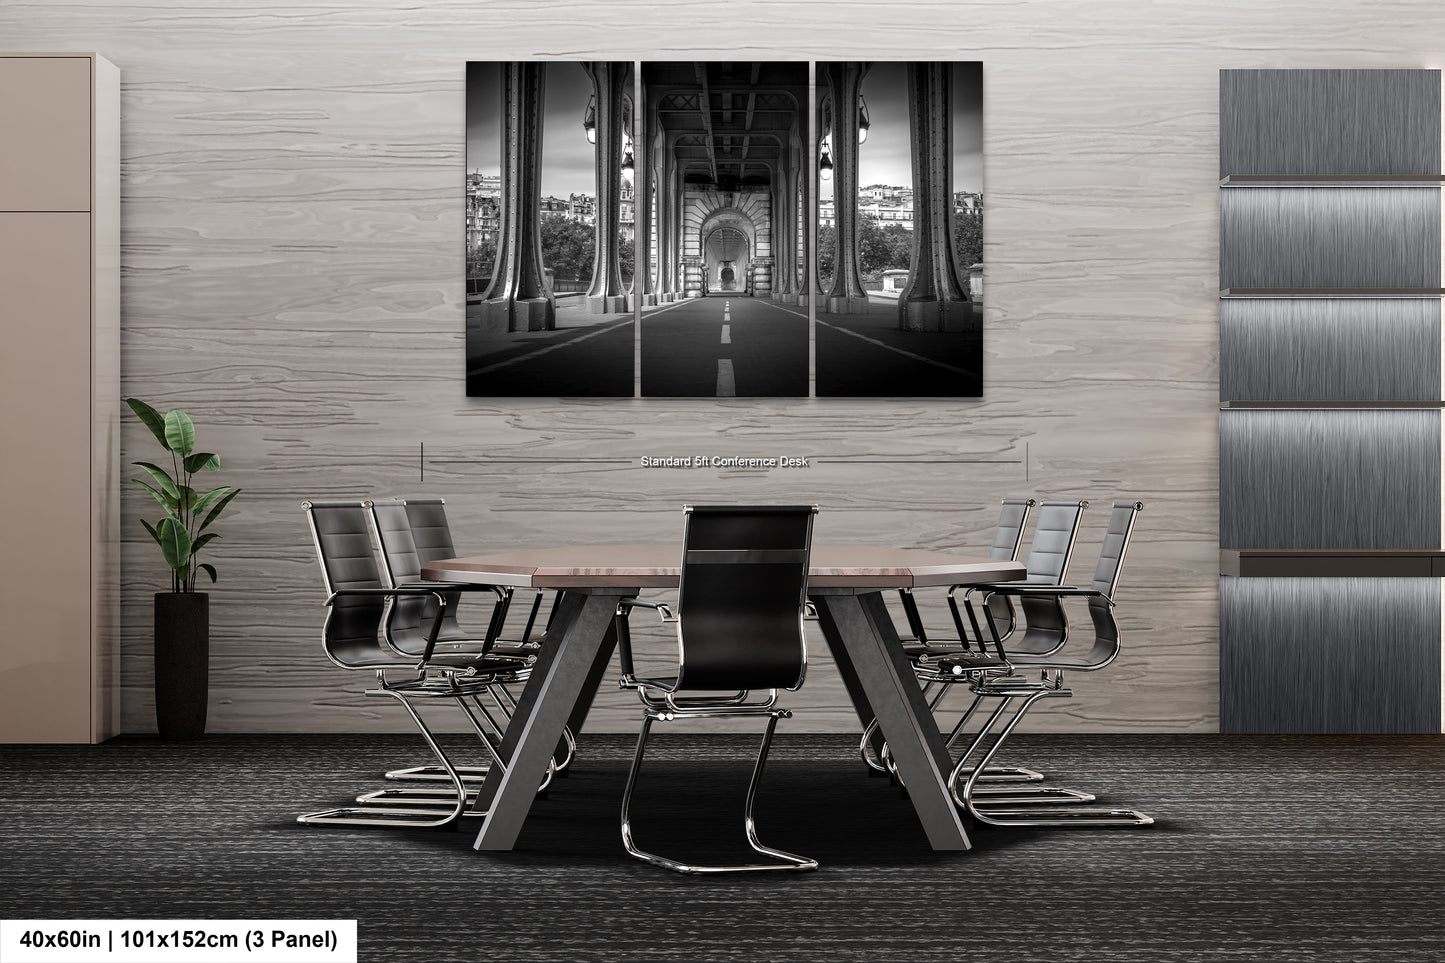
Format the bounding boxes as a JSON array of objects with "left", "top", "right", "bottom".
[
  {"left": 480, "top": 62, "right": 554, "bottom": 333},
  {"left": 753, "top": 256, "right": 774, "bottom": 297},
  {"left": 772, "top": 160, "right": 794, "bottom": 302},
  {"left": 658, "top": 135, "right": 677, "bottom": 302},
  {"left": 585, "top": 62, "right": 629, "bottom": 314},
  {"left": 821, "top": 61, "right": 871, "bottom": 315},
  {"left": 683, "top": 255, "right": 703, "bottom": 298},
  {"left": 635, "top": 82, "right": 658, "bottom": 307},
  {"left": 898, "top": 62, "right": 975, "bottom": 334}
]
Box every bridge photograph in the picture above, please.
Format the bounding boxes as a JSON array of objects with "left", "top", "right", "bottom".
[
  {"left": 465, "top": 60, "right": 637, "bottom": 396},
  {"left": 638, "top": 62, "right": 810, "bottom": 397},
  {"left": 815, "top": 61, "right": 984, "bottom": 397}
]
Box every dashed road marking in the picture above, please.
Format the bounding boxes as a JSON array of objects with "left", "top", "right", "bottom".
[
  {"left": 721, "top": 324, "right": 731, "bottom": 344},
  {"left": 716, "top": 358, "right": 736, "bottom": 396}
]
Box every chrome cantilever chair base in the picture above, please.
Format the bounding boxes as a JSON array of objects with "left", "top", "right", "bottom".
[
  {"left": 298, "top": 686, "right": 483, "bottom": 829},
  {"left": 950, "top": 682, "right": 1152, "bottom": 828},
  {"left": 621, "top": 708, "right": 817, "bottom": 874}
]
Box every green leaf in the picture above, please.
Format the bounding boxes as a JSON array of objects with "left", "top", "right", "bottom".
[
  {"left": 133, "top": 462, "right": 180, "bottom": 500},
  {"left": 126, "top": 398, "right": 170, "bottom": 450},
  {"left": 140, "top": 518, "right": 162, "bottom": 546},
  {"left": 198, "top": 563, "right": 218, "bottom": 583},
  {"left": 156, "top": 516, "right": 192, "bottom": 571},
  {"left": 185, "top": 452, "right": 220, "bottom": 473},
  {"left": 174, "top": 486, "right": 197, "bottom": 512},
  {"left": 189, "top": 531, "right": 219, "bottom": 557},
  {"left": 197, "top": 488, "right": 240, "bottom": 532},
  {"left": 133, "top": 478, "right": 178, "bottom": 513},
  {"left": 191, "top": 486, "right": 231, "bottom": 518},
  {"left": 164, "top": 410, "right": 196, "bottom": 457}
]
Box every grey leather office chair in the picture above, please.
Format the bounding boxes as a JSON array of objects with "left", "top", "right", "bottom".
[
  {"left": 942, "top": 500, "right": 1152, "bottom": 828},
  {"left": 614, "top": 505, "right": 819, "bottom": 874},
  {"left": 298, "top": 499, "right": 527, "bottom": 828}
]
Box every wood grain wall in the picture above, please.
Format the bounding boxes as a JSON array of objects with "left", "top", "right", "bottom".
[{"left": 6, "top": 0, "right": 1444, "bottom": 734}]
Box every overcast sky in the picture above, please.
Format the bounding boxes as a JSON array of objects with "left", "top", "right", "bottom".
[
  {"left": 854, "top": 61, "right": 983, "bottom": 194},
  {"left": 466, "top": 60, "right": 984, "bottom": 201},
  {"left": 467, "top": 61, "right": 599, "bottom": 197}
]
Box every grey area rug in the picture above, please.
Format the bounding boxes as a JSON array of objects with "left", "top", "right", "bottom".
[{"left": 3, "top": 733, "right": 1443, "bottom": 962}]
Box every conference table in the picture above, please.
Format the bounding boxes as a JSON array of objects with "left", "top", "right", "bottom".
[{"left": 421, "top": 544, "right": 1025, "bottom": 852}]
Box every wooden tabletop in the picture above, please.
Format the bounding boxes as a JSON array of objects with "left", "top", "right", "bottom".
[{"left": 421, "top": 544, "right": 1024, "bottom": 589}]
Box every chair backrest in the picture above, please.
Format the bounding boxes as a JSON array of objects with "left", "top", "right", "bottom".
[
  {"left": 368, "top": 497, "right": 473, "bottom": 655},
  {"left": 404, "top": 498, "right": 458, "bottom": 566},
  {"left": 1091, "top": 501, "right": 1143, "bottom": 599},
  {"left": 303, "top": 499, "right": 394, "bottom": 669},
  {"left": 993, "top": 499, "right": 1086, "bottom": 657},
  {"left": 989, "top": 497, "right": 1036, "bottom": 561},
  {"left": 982, "top": 497, "right": 1037, "bottom": 639},
  {"left": 1075, "top": 502, "right": 1143, "bottom": 670},
  {"left": 674, "top": 505, "right": 817, "bottom": 692},
  {"left": 1022, "top": 499, "right": 1088, "bottom": 584}
]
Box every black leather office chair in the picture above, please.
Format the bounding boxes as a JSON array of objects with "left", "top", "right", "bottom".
[
  {"left": 364, "top": 497, "right": 568, "bottom": 793},
  {"left": 898, "top": 497, "right": 1036, "bottom": 654},
  {"left": 869, "top": 499, "right": 1088, "bottom": 790},
  {"left": 942, "top": 500, "right": 1152, "bottom": 828},
  {"left": 298, "top": 499, "right": 527, "bottom": 828},
  {"left": 863, "top": 498, "right": 1037, "bottom": 778},
  {"left": 614, "top": 505, "right": 819, "bottom": 874}
]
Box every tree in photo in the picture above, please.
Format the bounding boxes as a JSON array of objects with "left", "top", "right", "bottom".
[{"left": 540, "top": 214, "right": 595, "bottom": 285}]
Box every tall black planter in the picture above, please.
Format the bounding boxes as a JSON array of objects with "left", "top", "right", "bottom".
[{"left": 154, "top": 592, "right": 209, "bottom": 740}]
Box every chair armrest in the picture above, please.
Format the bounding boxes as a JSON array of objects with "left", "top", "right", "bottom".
[
  {"left": 618, "top": 598, "right": 676, "bottom": 621},
  {"left": 326, "top": 586, "right": 450, "bottom": 604},
  {"left": 984, "top": 585, "right": 1114, "bottom": 606},
  {"left": 326, "top": 586, "right": 507, "bottom": 667},
  {"left": 397, "top": 579, "right": 509, "bottom": 597}
]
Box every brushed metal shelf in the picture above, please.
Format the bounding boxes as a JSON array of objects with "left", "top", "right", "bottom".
[
  {"left": 1221, "top": 288, "right": 1445, "bottom": 298},
  {"left": 1221, "top": 174, "right": 1445, "bottom": 187},
  {"left": 1221, "top": 400, "right": 1445, "bottom": 409},
  {"left": 1222, "top": 549, "right": 1445, "bottom": 578}
]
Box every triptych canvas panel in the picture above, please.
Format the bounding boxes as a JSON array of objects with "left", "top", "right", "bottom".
[{"left": 465, "top": 61, "right": 982, "bottom": 398}]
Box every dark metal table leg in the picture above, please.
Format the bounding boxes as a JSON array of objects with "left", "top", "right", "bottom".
[
  {"left": 471, "top": 590, "right": 625, "bottom": 850},
  {"left": 811, "top": 590, "right": 971, "bottom": 852}
]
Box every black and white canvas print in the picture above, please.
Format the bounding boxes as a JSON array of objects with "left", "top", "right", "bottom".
[
  {"left": 466, "top": 61, "right": 636, "bottom": 396},
  {"left": 814, "top": 61, "right": 983, "bottom": 397},
  {"left": 637, "top": 62, "right": 810, "bottom": 397}
]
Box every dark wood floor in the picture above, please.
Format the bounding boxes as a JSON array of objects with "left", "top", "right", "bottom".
[{"left": 3, "top": 733, "right": 1443, "bottom": 961}]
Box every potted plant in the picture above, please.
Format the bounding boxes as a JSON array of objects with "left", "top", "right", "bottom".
[{"left": 127, "top": 399, "right": 240, "bottom": 740}]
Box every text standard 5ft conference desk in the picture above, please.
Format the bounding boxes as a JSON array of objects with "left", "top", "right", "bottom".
[{"left": 421, "top": 545, "right": 1025, "bottom": 853}]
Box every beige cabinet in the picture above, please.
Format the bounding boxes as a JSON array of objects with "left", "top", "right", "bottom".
[{"left": 0, "top": 54, "right": 120, "bottom": 743}]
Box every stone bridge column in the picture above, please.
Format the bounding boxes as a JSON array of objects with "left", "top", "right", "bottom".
[
  {"left": 752, "top": 256, "right": 774, "bottom": 298},
  {"left": 771, "top": 158, "right": 795, "bottom": 303},
  {"left": 682, "top": 255, "right": 703, "bottom": 298},
  {"left": 634, "top": 79, "right": 657, "bottom": 308},
  {"left": 657, "top": 134, "right": 678, "bottom": 302},
  {"left": 585, "top": 61, "right": 629, "bottom": 314},
  {"left": 821, "top": 61, "right": 870, "bottom": 315},
  {"left": 899, "top": 62, "right": 974, "bottom": 333},
  {"left": 480, "top": 62, "right": 554, "bottom": 333}
]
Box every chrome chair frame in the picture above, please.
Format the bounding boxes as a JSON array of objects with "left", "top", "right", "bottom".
[
  {"left": 863, "top": 498, "right": 1040, "bottom": 779},
  {"left": 614, "top": 504, "right": 819, "bottom": 874},
  {"left": 297, "top": 499, "right": 532, "bottom": 829},
  {"left": 365, "top": 497, "right": 572, "bottom": 788},
  {"left": 943, "top": 501, "right": 1152, "bottom": 828}
]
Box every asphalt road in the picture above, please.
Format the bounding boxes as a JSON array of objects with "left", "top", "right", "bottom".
[{"left": 641, "top": 295, "right": 808, "bottom": 397}]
